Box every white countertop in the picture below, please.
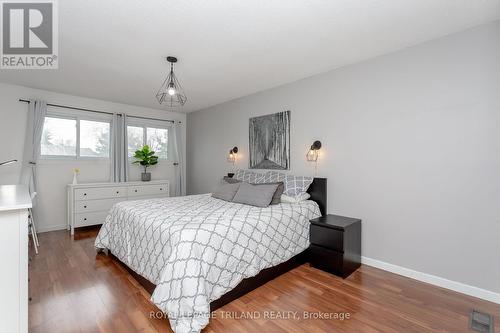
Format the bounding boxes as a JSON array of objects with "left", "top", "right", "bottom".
[{"left": 0, "top": 185, "right": 32, "bottom": 212}]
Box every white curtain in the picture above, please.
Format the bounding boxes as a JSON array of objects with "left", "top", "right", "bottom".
[
  {"left": 171, "top": 121, "right": 185, "bottom": 196},
  {"left": 110, "top": 113, "right": 128, "bottom": 182},
  {"left": 21, "top": 100, "right": 47, "bottom": 206}
]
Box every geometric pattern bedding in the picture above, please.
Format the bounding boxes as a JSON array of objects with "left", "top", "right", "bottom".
[
  {"left": 257, "top": 171, "right": 313, "bottom": 196},
  {"left": 233, "top": 169, "right": 264, "bottom": 183},
  {"left": 258, "top": 170, "right": 286, "bottom": 183},
  {"left": 94, "top": 194, "right": 321, "bottom": 333},
  {"left": 282, "top": 175, "right": 314, "bottom": 196},
  {"left": 235, "top": 169, "right": 314, "bottom": 197}
]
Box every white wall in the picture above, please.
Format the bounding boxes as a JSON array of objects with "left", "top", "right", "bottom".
[
  {"left": 0, "top": 82, "right": 186, "bottom": 232},
  {"left": 187, "top": 22, "right": 500, "bottom": 294}
]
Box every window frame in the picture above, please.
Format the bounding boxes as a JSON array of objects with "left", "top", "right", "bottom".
[
  {"left": 126, "top": 119, "right": 172, "bottom": 161},
  {"left": 39, "top": 107, "right": 112, "bottom": 161}
]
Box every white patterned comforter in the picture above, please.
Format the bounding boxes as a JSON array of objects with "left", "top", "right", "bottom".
[{"left": 95, "top": 194, "right": 320, "bottom": 333}]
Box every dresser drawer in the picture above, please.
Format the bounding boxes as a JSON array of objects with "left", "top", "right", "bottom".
[
  {"left": 74, "top": 187, "right": 127, "bottom": 201},
  {"left": 74, "top": 211, "right": 108, "bottom": 227},
  {"left": 309, "top": 244, "right": 344, "bottom": 275},
  {"left": 75, "top": 198, "right": 122, "bottom": 213},
  {"left": 128, "top": 184, "right": 168, "bottom": 198},
  {"left": 310, "top": 225, "right": 343, "bottom": 252}
]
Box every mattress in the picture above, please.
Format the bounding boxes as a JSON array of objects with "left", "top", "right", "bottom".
[{"left": 95, "top": 193, "right": 320, "bottom": 333}]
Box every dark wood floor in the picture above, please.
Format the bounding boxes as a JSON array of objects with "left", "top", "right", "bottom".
[{"left": 29, "top": 228, "right": 499, "bottom": 333}]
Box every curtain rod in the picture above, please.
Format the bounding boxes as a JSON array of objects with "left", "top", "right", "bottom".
[{"left": 18, "top": 99, "right": 179, "bottom": 124}]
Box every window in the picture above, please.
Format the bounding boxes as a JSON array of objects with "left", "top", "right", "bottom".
[
  {"left": 127, "top": 126, "right": 144, "bottom": 157},
  {"left": 80, "top": 120, "right": 110, "bottom": 157},
  {"left": 127, "top": 125, "right": 169, "bottom": 159},
  {"left": 41, "top": 117, "right": 77, "bottom": 156},
  {"left": 40, "top": 115, "right": 111, "bottom": 159},
  {"left": 147, "top": 127, "right": 168, "bottom": 159}
]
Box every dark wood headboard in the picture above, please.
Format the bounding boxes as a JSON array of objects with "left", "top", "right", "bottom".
[{"left": 307, "top": 178, "right": 327, "bottom": 216}]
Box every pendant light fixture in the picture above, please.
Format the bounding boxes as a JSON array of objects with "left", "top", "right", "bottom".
[{"left": 156, "top": 56, "right": 187, "bottom": 107}]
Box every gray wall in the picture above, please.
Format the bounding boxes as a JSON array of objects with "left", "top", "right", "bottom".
[{"left": 187, "top": 21, "right": 500, "bottom": 293}]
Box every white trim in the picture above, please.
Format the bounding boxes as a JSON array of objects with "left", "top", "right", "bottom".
[
  {"left": 37, "top": 224, "right": 68, "bottom": 233},
  {"left": 127, "top": 118, "right": 172, "bottom": 129},
  {"left": 361, "top": 256, "right": 500, "bottom": 304},
  {"left": 37, "top": 158, "right": 111, "bottom": 165},
  {"left": 66, "top": 180, "right": 169, "bottom": 188},
  {"left": 46, "top": 105, "right": 113, "bottom": 121}
]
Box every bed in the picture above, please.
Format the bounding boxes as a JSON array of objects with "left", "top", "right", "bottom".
[{"left": 95, "top": 178, "right": 326, "bottom": 333}]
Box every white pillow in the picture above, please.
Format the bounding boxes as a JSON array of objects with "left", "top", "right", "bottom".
[{"left": 280, "top": 192, "right": 311, "bottom": 203}]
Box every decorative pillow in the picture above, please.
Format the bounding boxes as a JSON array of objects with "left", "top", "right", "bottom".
[
  {"left": 233, "top": 169, "right": 264, "bottom": 184},
  {"left": 269, "top": 182, "right": 284, "bottom": 205},
  {"left": 283, "top": 175, "right": 314, "bottom": 197},
  {"left": 223, "top": 176, "right": 241, "bottom": 184},
  {"left": 258, "top": 171, "right": 287, "bottom": 184},
  {"left": 212, "top": 182, "right": 241, "bottom": 202},
  {"left": 228, "top": 177, "right": 283, "bottom": 204},
  {"left": 281, "top": 192, "right": 311, "bottom": 203},
  {"left": 232, "top": 182, "right": 279, "bottom": 207}
]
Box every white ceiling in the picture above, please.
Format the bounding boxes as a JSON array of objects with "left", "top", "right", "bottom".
[{"left": 1, "top": 0, "right": 500, "bottom": 113}]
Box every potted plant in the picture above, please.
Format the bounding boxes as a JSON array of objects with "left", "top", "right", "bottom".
[{"left": 133, "top": 145, "right": 158, "bottom": 181}]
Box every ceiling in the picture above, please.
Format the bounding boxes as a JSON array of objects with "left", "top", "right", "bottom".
[{"left": 1, "top": 0, "right": 500, "bottom": 113}]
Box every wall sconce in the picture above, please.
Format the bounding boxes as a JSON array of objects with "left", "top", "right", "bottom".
[
  {"left": 227, "top": 147, "right": 238, "bottom": 164},
  {"left": 306, "top": 141, "right": 322, "bottom": 162}
]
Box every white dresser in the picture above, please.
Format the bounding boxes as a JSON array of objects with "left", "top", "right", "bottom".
[
  {"left": 67, "top": 180, "right": 169, "bottom": 235},
  {"left": 0, "top": 185, "right": 31, "bottom": 333}
]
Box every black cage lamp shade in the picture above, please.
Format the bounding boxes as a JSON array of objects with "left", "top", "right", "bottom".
[
  {"left": 228, "top": 147, "right": 238, "bottom": 163},
  {"left": 156, "top": 56, "right": 187, "bottom": 107},
  {"left": 306, "top": 141, "right": 322, "bottom": 162}
]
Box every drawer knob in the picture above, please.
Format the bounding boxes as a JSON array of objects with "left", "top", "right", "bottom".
[
  {"left": 160, "top": 188, "right": 163, "bottom": 191},
  {"left": 84, "top": 218, "right": 87, "bottom": 221},
  {"left": 84, "top": 205, "right": 87, "bottom": 208},
  {"left": 84, "top": 193, "right": 87, "bottom": 196},
  {"left": 116, "top": 191, "right": 119, "bottom": 194},
  {"left": 135, "top": 190, "right": 137, "bottom": 192}
]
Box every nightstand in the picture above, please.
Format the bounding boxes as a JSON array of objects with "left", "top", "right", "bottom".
[{"left": 309, "top": 214, "right": 361, "bottom": 278}]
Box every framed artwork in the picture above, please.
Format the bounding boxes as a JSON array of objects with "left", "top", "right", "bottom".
[{"left": 249, "top": 111, "right": 290, "bottom": 170}]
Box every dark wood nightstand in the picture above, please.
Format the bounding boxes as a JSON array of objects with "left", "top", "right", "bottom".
[{"left": 309, "top": 214, "right": 361, "bottom": 278}]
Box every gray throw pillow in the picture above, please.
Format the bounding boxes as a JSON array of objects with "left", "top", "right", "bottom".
[
  {"left": 225, "top": 178, "right": 282, "bottom": 204},
  {"left": 270, "top": 182, "right": 284, "bottom": 205},
  {"left": 232, "top": 182, "right": 279, "bottom": 207},
  {"left": 212, "top": 182, "right": 241, "bottom": 202},
  {"left": 223, "top": 176, "right": 241, "bottom": 184}
]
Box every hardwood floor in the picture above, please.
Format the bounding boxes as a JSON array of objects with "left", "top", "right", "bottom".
[{"left": 29, "top": 228, "right": 499, "bottom": 333}]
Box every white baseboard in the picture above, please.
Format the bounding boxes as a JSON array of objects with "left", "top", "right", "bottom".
[
  {"left": 36, "top": 224, "right": 68, "bottom": 233},
  {"left": 361, "top": 256, "right": 500, "bottom": 305}
]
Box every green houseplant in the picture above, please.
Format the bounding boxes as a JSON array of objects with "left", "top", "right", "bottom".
[{"left": 133, "top": 145, "right": 158, "bottom": 181}]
